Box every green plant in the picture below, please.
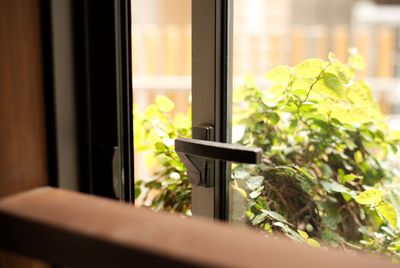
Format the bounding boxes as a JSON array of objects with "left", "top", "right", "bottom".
[
  {"left": 134, "top": 50, "right": 400, "bottom": 259},
  {"left": 134, "top": 96, "right": 191, "bottom": 215},
  {"left": 232, "top": 50, "right": 400, "bottom": 258}
]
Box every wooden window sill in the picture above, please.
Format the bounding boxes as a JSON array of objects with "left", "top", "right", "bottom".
[{"left": 0, "top": 187, "right": 395, "bottom": 267}]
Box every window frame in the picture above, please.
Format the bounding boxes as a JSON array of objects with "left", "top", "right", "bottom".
[{"left": 191, "top": 0, "right": 233, "bottom": 219}]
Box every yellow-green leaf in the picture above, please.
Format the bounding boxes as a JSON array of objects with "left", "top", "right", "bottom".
[
  {"left": 377, "top": 201, "right": 398, "bottom": 228},
  {"left": 156, "top": 95, "right": 175, "bottom": 113},
  {"left": 322, "top": 72, "right": 343, "bottom": 92},
  {"left": 266, "top": 65, "right": 291, "bottom": 83},
  {"left": 306, "top": 238, "right": 321, "bottom": 248},
  {"left": 231, "top": 184, "right": 247, "bottom": 198},
  {"left": 294, "top": 59, "right": 324, "bottom": 78},
  {"left": 298, "top": 229, "right": 309, "bottom": 240},
  {"left": 354, "top": 189, "right": 383, "bottom": 205},
  {"left": 331, "top": 62, "right": 352, "bottom": 84}
]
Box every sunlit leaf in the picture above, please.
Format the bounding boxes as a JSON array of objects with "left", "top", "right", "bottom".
[
  {"left": 323, "top": 72, "right": 343, "bottom": 92},
  {"left": 354, "top": 189, "right": 383, "bottom": 205},
  {"left": 156, "top": 95, "right": 175, "bottom": 112},
  {"left": 246, "top": 176, "right": 264, "bottom": 190},
  {"left": 377, "top": 201, "right": 398, "bottom": 228},
  {"left": 307, "top": 238, "right": 321, "bottom": 248},
  {"left": 232, "top": 183, "right": 247, "bottom": 198},
  {"left": 298, "top": 229, "right": 309, "bottom": 240},
  {"left": 266, "top": 65, "right": 291, "bottom": 83},
  {"left": 294, "top": 59, "right": 324, "bottom": 78}
]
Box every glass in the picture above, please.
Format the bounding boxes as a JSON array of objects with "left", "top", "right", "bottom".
[
  {"left": 230, "top": 0, "right": 400, "bottom": 258},
  {"left": 131, "top": 0, "right": 192, "bottom": 214}
]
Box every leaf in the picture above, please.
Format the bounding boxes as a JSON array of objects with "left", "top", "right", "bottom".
[
  {"left": 322, "top": 72, "right": 343, "bottom": 92},
  {"left": 233, "top": 167, "right": 249, "bottom": 179},
  {"left": 377, "top": 201, "right": 398, "bottom": 228},
  {"left": 354, "top": 189, "right": 383, "bottom": 205},
  {"left": 262, "top": 210, "right": 289, "bottom": 224},
  {"left": 331, "top": 62, "right": 352, "bottom": 84},
  {"left": 267, "top": 84, "right": 286, "bottom": 96},
  {"left": 249, "top": 191, "right": 261, "bottom": 199},
  {"left": 307, "top": 238, "right": 321, "bottom": 248},
  {"left": 339, "top": 173, "right": 359, "bottom": 184},
  {"left": 155, "top": 95, "right": 175, "bottom": 112},
  {"left": 268, "top": 112, "right": 280, "bottom": 126},
  {"left": 134, "top": 184, "right": 141, "bottom": 199},
  {"left": 252, "top": 213, "right": 267, "bottom": 225},
  {"left": 320, "top": 180, "right": 351, "bottom": 194},
  {"left": 145, "top": 181, "right": 162, "bottom": 189},
  {"left": 231, "top": 184, "right": 247, "bottom": 198},
  {"left": 266, "top": 65, "right": 291, "bottom": 83},
  {"left": 246, "top": 176, "right": 264, "bottom": 190},
  {"left": 155, "top": 141, "right": 167, "bottom": 152},
  {"left": 294, "top": 59, "right": 324, "bottom": 78},
  {"left": 298, "top": 229, "right": 309, "bottom": 240}
]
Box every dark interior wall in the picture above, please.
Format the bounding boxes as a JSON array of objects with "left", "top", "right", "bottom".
[{"left": 0, "top": 0, "right": 49, "bottom": 266}]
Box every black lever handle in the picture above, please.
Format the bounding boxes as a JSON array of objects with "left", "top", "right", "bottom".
[
  {"left": 175, "top": 137, "right": 263, "bottom": 187},
  {"left": 175, "top": 138, "right": 262, "bottom": 164}
]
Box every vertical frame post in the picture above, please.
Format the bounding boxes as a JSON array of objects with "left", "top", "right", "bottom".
[{"left": 192, "top": 0, "right": 233, "bottom": 219}]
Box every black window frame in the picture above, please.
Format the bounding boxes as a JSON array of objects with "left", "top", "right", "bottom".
[{"left": 42, "top": 0, "right": 134, "bottom": 201}]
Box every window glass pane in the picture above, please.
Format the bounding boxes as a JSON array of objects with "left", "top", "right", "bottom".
[
  {"left": 131, "top": 0, "right": 192, "bottom": 215},
  {"left": 231, "top": 0, "right": 400, "bottom": 258}
]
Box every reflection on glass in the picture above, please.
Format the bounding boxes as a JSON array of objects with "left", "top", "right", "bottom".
[{"left": 231, "top": 0, "right": 400, "bottom": 259}]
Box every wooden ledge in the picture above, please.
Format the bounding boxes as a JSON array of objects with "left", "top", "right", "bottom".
[{"left": 0, "top": 187, "right": 395, "bottom": 267}]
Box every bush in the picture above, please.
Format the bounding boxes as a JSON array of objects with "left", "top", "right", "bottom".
[{"left": 134, "top": 51, "right": 400, "bottom": 260}]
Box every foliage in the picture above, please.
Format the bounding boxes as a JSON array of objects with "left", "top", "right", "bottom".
[
  {"left": 134, "top": 50, "right": 400, "bottom": 259},
  {"left": 134, "top": 96, "right": 191, "bottom": 215},
  {"left": 232, "top": 50, "right": 400, "bottom": 259}
]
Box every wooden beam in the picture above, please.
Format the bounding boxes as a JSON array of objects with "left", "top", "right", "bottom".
[{"left": 0, "top": 187, "right": 395, "bottom": 267}]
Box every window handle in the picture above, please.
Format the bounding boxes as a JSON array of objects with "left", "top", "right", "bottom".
[
  {"left": 175, "top": 138, "right": 262, "bottom": 164},
  {"left": 175, "top": 131, "right": 262, "bottom": 187}
]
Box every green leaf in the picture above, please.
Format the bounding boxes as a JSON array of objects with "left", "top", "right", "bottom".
[
  {"left": 144, "top": 181, "right": 162, "bottom": 189},
  {"left": 246, "top": 176, "right": 264, "bottom": 190},
  {"left": 266, "top": 65, "right": 291, "bottom": 83},
  {"left": 354, "top": 189, "right": 383, "bottom": 205},
  {"left": 134, "top": 183, "right": 142, "bottom": 199},
  {"left": 252, "top": 213, "right": 268, "bottom": 225},
  {"left": 320, "top": 180, "right": 351, "bottom": 194},
  {"left": 155, "top": 95, "right": 175, "bottom": 112},
  {"left": 377, "top": 201, "right": 398, "bottom": 228},
  {"left": 331, "top": 62, "right": 352, "bottom": 84},
  {"left": 339, "top": 173, "right": 359, "bottom": 184},
  {"left": 155, "top": 141, "right": 167, "bottom": 152},
  {"left": 268, "top": 112, "right": 280, "bottom": 126},
  {"left": 322, "top": 72, "right": 343, "bottom": 91},
  {"left": 294, "top": 59, "right": 324, "bottom": 78},
  {"left": 261, "top": 210, "right": 289, "bottom": 224}
]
